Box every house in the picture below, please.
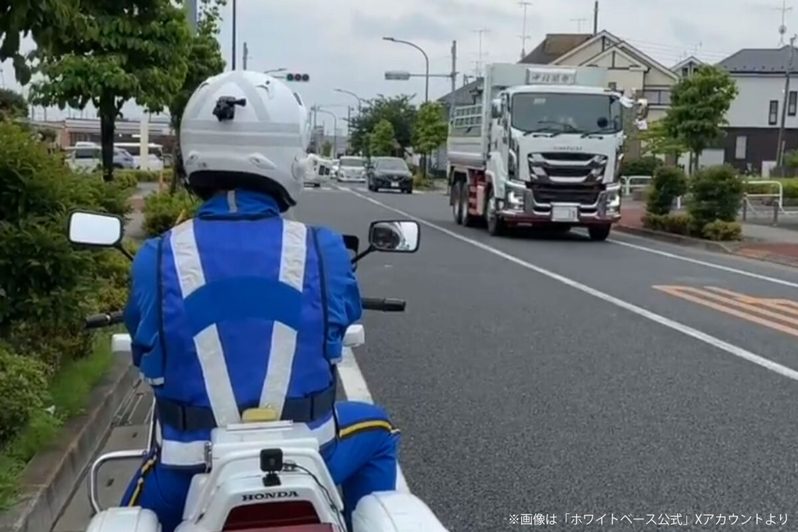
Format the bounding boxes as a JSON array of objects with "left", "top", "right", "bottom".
[
  {"left": 525, "top": 30, "right": 681, "bottom": 121},
  {"left": 718, "top": 46, "right": 798, "bottom": 175},
  {"left": 671, "top": 56, "right": 704, "bottom": 79}
]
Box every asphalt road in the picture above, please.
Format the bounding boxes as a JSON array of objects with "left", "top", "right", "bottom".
[{"left": 56, "top": 183, "right": 798, "bottom": 531}]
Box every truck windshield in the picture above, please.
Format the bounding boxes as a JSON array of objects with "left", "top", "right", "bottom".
[
  {"left": 511, "top": 93, "right": 622, "bottom": 135},
  {"left": 340, "top": 157, "right": 365, "bottom": 168}
]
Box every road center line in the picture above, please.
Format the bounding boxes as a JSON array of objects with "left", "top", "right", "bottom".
[
  {"left": 610, "top": 237, "right": 798, "bottom": 289},
  {"left": 347, "top": 189, "right": 798, "bottom": 384}
]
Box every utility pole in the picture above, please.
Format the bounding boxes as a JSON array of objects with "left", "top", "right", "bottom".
[
  {"left": 518, "top": 2, "right": 532, "bottom": 60},
  {"left": 242, "top": 42, "right": 249, "bottom": 70},
  {"left": 231, "top": 0, "right": 237, "bottom": 69},
  {"left": 593, "top": 1, "right": 600, "bottom": 34},
  {"left": 450, "top": 40, "right": 457, "bottom": 116},
  {"left": 473, "top": 28, "right": 489, "bottom": 76},
  {"left": 184, "top": 0, "right": 197, "bottom": 35},
  {"left": 777, "top": 34, "right": 797, "bottom": 170}
]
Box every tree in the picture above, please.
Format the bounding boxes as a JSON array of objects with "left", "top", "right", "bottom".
[
  {"left": 169, "top": 0, "right": 227, "bottom": 192},
  {"left": 350, "top": 95, "right": 417, "bottom": 156},
  {"left": 0, "top": 0, "right": 78, "bottom": 84},
  {"left": 322, "top": 141, "right": 333, "bottom": 157},
  {"left": 661, "top": 65, "right": 738, "bottom": 174},
  {"left": 31, "top": 0, "right": 191, "bottom": 181},
  {"left": 413, "top": 102, "right": 448, "bottom": 177},
  {"left": 0, "top": 89, "right": 28, "bottom": 120},
  {"left": 640, "top": 119, "right": 688, "bottom": 160},
  {"left": 369, "top": 119, "right": 397, "bottom": 156}
]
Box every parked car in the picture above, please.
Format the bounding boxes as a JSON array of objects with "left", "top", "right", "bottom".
[
  {"left": 366, "top": 157, "right": 414, "bottom": 193},
  {"left": 65, "top": 143, "right": 135, "bottom": 173},
  {"left": 336, "top": 156, "right": 366, "bottom": 182}
]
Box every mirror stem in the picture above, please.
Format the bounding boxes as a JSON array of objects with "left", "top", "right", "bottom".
[
  {"left": 116, "top": 244, "right": 134, "bottom": 262},
  {"left": 352, "top": 246, "right": 374, "bottom": 265}
]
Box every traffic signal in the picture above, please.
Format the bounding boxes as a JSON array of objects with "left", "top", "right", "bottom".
[{"left": 286, "top": 73, "right": 310, "bottom": 82}]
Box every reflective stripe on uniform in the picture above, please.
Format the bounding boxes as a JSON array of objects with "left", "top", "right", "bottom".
[
  {"left": 259, "top": 220, "right": 307, "bottom": 417},
  {"left": 338, "top": 420, "right": 399, "bottom": 440},
  {"left": 171, "top": 221, "right": 241, "bottom": 427}
]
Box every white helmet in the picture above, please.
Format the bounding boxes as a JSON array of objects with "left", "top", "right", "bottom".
[{"left": 180, "top": 70, "right": 312, "bottom": 211}]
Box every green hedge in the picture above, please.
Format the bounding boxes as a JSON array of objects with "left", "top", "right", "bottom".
[
  {"left": 621, "top": 156, "right": 663, "bottom": 177},
  {"left": 142, "top": 190, "right": 201, "bottom": 238},
  {"left": 745, "top": 178, "right": 798, "bottom": 200},
  {"left": 646, "top": 166, "right": 687, "bottom": 215},
  {"left": 115, "top": 169, "right": 162, "bottom": 183},
  {"left": 0, "top": 121, "right": 134, "bottom": 446},
  {"left": 642, "top": 212, "right": 742, "bottom": 242}
]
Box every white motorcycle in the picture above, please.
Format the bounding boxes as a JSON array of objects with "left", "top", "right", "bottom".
[{"left": 67, "top": 210, "right": 448, "bottom": 532}]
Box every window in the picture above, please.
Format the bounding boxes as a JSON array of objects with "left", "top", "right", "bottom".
[
  {"left": 608, "top": 82, "right": 617, "bottom": 91},
  {"left": 769, "top": 100, "right": 779, "bottom": 125},
  {"left": 735, "top": 136, "right": 747, "bottom": 160},
  {"left": 682, "top": 67, "right": 689, "bottom": 78},
  {"left": 642, "top": 89, "right": 671, "bottom": 105},
  {"left": 790, "top": 91, "right": 797, "bottom": 116}
]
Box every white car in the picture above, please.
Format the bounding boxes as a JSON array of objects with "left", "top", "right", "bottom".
[
  {"left": 305, "top": 154, "right": 332, "bottom": 188},
  {"left": 336, "top": 156, "right": 367, "bottom": 182}
]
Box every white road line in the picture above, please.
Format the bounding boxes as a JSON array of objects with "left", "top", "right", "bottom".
[
  {"left": 347, "top": 189, "right": 798, "bottom": 385},
  {"left": 610, "top": 237, "right": 798, "bottom": 289},
  {"left": 338, "top": 347, "right": 410, "bottom": 493}
]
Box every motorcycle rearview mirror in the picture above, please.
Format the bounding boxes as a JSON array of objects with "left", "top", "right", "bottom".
[
  {"left": 368, "top": 220, "right": 420, "bottom": 253},
  {"left": 67, "top": 210, "right": 132, "bottom": 260}
]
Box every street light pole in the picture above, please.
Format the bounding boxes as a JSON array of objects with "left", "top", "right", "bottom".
[
  {"left": 231, "top": 0, "right": 237, "bottom": 70},
  {"left": 777, "top": 34, "right": 797, "bottom": 171},
  {"left": 314, "top": 106, "right": 338, "bottom": 158},
  {"left": 383, "top": 37, "right": 429, "bottom": 102},
  {"left": 334, "top": 88, "right": 364, "bottom": 112}
]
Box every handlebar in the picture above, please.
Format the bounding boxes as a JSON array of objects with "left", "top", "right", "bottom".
[
  {"left": 361, "top": 297, "right": 406, "bottom": 312},
  {"left": 85, "top": 311, "right": 124, "bottom": 329}
]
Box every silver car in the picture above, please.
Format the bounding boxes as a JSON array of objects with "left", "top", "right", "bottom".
[{"left": 336, "top": 156, "right": 367, "bottom": 182}]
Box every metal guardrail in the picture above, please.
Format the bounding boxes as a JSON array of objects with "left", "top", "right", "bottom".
[
  {"left": 741, "top": 180, "right": 787, "bottom": 225},
  {"left": 621, "top": 175, "right": 652, "bottom": 197}
]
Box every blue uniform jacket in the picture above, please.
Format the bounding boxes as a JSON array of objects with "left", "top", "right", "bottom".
[{"left": 123, "top": 189, "right": 363, "bottom": 375}]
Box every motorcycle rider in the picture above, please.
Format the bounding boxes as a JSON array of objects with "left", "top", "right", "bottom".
[{"left": 121, "top": 71, "right": 400, "bottom": 532}]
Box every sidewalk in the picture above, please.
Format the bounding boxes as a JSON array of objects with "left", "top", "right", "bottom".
[{"left": 618, "top": 200, "right": 798, "bottom": 267}]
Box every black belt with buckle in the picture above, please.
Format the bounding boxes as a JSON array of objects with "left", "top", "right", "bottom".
[{"left": 155, "top": 384, "right": 336, "bottom": 432}]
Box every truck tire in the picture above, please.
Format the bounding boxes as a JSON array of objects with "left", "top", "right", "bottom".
[
  {"left": 461, "top": 183, "right": 478, "bottom": 227},
  {"left": 588, "top": 224, "right": 611, "bottom": 241},
  {"left": 485, "top": 188, "right": 506, "bottom": 236},
  {"left": 451, "top": 181, "right": 463, "bottom": 225}
]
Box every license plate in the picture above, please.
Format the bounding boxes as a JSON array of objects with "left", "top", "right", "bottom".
[
  {"left": 551, "top": 205, "right": 579, "bottom": 222},
  {"left": 390, "top": 182, "right": 400, "bottom": 188}
]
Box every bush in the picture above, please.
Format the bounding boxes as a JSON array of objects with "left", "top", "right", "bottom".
[
  {"left": 646, "top": 166, "right": 688, "bottom": 215},
  {"left": 621, "top": 156, "right": 663, "bottom": 177},
  {"left": 702, "top": 220, "right": 742, "bottom": 241},
  {"left": 116, "top": 169, "right": 161, "bottom": 183},
  {"left": 687, "top": 165, "right": 744, "bottom": 228},
  {"left": 142, "top": 190, "right": 201, "bottom": 237},
  {"left": 0, "top": 346, "right": 48, "bottom": 444},
  {"left": 643, "top": 212, "right": 691, "bottom": 235},
  {"left": 0, "top": 121, "right": 133, "bottom": 444}
]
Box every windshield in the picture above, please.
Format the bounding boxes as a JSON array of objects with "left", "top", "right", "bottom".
[
  {"left": 511, "top": 93, "right": 622, "bottom": 134},
  {"left": 375, "top": 158, "right": 409, "bottom": 171},
  {"left": 340, "top": 157, "right": 364, "bottom": 168}
]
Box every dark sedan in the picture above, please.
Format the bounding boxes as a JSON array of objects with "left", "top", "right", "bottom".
[{"left": 366, "top": 157, "right": 413, "bottom": 194}]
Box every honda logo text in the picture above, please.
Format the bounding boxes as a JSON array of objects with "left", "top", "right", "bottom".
[{"left": 242, "top": 491, "right": 299, "bottom": 502}]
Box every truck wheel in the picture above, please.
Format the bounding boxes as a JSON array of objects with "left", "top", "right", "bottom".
[
  {"left": 461, "top": 183, "right": 478, "bottom": 227},
  {"left": 485, "top": 188, "right": 506, "bottom": 236},
  {"left": 588, "top": 224, "right": 611, "bottom": 241},
  {"left": 451, "top": 181, "right": 463, "bottom": 225}
]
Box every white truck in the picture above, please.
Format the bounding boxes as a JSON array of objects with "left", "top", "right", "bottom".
[{"left": 447, "top": 64, "right": 648, "bottom": 240}]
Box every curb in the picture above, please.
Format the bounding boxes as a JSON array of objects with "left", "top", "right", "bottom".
[
  {"left": 0, "top": 358, "right": 137, "bottom": 532},
  {"left": 615, "top": 224, "right": 737, "bottom": 254}
]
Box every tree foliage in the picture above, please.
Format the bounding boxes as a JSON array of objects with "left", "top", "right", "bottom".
[
  {"left": 0, "top": 0, "right": 79, "bottom": 84},
  {"left": 31, "top": 1, "right": 191, "bottom": 181},
  {"left": 413, "top": 102, "right": 448, "bottom": 156},
  {"left": 639, "top": 119, "right": 688, "bottom": 159},
  {"left": 350, "top": 95, "right": 417, "bottom": 156},
  {"left": 661, "top": 66, "right": 738, "bottom": 172},
  {"left": 369, "top": 119, "right": 397, "bottom": 157},
  {"left": 169, "top": 0, "right": 227, "bottom": 192},
  {"left": 0, "top": 89, "right": 28, "bottom": 120}
]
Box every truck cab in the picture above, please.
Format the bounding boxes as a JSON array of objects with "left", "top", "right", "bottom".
[{"left": 448, "top": 64, "right": 648, "bottom": 240}]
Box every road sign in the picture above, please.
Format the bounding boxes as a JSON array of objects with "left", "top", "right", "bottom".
[{"left": 385, "top": 71, "right": 411, "bottom": 81}]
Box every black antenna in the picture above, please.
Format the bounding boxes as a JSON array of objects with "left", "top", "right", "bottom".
[{"left": 213, "top": 96, "right": 247, "bottom": 121}]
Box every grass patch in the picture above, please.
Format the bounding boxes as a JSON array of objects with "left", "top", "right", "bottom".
[{"left": 0, "top": 334, "right": 114, "bottom": 510}]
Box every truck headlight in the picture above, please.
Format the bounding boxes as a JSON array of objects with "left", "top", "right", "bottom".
[
  {"left": 614, "top": 153, "right": 625, "bottom": 182},
  {"left": 507, "top": 189, "right": 524, "bottom": 207},
  {"left": 605, "top": 186, "right": 621, "bottom": 209}
]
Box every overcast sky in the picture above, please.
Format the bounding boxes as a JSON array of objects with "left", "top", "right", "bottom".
[{"left": 2, "top": 0, "right": 795, "bottom": 134}]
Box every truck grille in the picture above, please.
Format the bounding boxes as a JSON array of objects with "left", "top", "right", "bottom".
[
  {"left": 528, "top": 152, "right": 608, "bottom": 182},
  {"left": 530, "top": 183, "right": 602, "bottom": 205}
]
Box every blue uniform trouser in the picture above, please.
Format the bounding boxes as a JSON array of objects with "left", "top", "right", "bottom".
[{"left": 120, "top": 401, "right": 400, "bottom": 532}]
